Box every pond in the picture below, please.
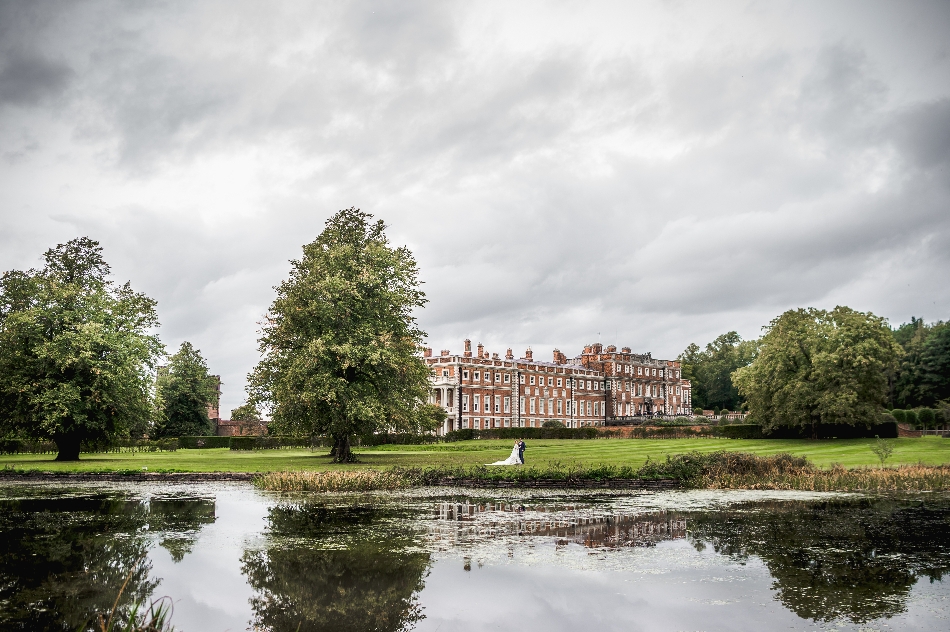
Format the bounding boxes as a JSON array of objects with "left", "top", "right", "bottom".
[{"left": 0, "top": 483, "right": 948, "bottom": 631}]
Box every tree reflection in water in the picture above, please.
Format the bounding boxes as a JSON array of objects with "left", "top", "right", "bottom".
[
  {"left": 686, "top": 497, "right": 950, "bottom": 623},
  {"left": 242, "top": 502, "right": 431, "bottom": 632},
  {"left": 0, "top": 491, "right": 216, "bottom": 630}
]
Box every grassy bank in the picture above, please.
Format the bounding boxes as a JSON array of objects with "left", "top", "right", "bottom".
[
  {"left": 1, "top": 437, "right": 949, "bottom": 474},
  {"left": 254, "top": 452, "right": 950, "bottom": 493}
]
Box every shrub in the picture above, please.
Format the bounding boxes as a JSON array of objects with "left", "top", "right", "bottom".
[
  {"left": 904, "top": 409, "right": 919, "bottom": 427},
  {"left": 917, "top": 408, "right": 936, "bottom": 428},
  {"left": 178, "top": 436, "right": 231, "bottom": 449},
  {"left": 541, "top": 420, "right": 565, "bottom": 428},
  {"left": 716, "top": 424, "right": 764, "bottom": 439},
  {"left": 444, "top": 428, "right": 476, "bottom": 442},
  {"left": 693, "top": 407, "right": 703, "bottom": 416},
  {"left": 890, "top": 409, "right": 907, "bottom": 424}
]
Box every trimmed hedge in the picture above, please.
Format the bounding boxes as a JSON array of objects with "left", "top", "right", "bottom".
[
  {"left": 716, "top": 421, "right": 898, "bottom": 440},
  {"left": 0, "top": 439, "right": 58, "bottom": 454},
  {"left": 715, "top": 424, "right": 764, "bottom": 439},
  {"left": 179, "top": 436, "right": 232, "bottom": 449},
  {"left": 230, "top": 436, "right": 315, "bottom": 450},
  {"left": 355, "top": 432, "right": 442, "bottom": 446}
]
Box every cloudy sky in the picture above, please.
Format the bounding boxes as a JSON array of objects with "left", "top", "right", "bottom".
[{"left": 2, "top": 0, "right": 949, "bottom": 415}]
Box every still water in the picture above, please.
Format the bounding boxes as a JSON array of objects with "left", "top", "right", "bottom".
[{"left": 0, "top": 482, "right": 948, "bottom": 632}]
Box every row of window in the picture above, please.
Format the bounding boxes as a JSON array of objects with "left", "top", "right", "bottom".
[
  {"left": 459, "top": 395, "right": 601, "bottom": 417},
  {"left": 465, "top": 418, "right": 601, "bottom": 430},
  {"left": 456, "top": 369, "right": 604, "bottom": 390}
]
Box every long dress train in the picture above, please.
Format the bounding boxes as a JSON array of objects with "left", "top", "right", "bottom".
[{"left": 488, "top": 445, "right": 523, "bottom": 465}]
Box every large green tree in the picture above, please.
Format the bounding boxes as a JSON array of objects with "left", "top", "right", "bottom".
[
  {"left": 152, "top": 341, "right": 217, "bottom": 438},
  {"left": 891, "top": 317, "right": 950, "bottom": 408},
  {"left": 248, "top": 208, "right": 431, "bottom": 462},
  {"left": 0, "top": 238, "right": 162, "bottom": 460},
  {"left": 733, "top": 306, "right": 901, "bottom": 435},
  {"left": 679, "top": 331, "right": 757, "bottom": 411}
]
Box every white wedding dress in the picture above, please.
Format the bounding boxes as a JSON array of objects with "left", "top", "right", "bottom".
[{"left": 488, "top": 444, "right": 523, "bottom": 465}]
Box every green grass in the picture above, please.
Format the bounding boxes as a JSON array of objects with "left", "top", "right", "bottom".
[{"left": 1, "top": 436, "right": 949, "bottom": 473}]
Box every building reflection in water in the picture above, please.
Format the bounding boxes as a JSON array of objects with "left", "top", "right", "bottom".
[{"left": 429, "top": 501, "right": 686, "bottom": 549}]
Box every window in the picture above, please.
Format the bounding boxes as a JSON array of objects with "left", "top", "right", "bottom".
[
  {"left": 504, "top": 397, "right": 510, "bottom": 413},
  {"left": 504, "top": 373, "right": 510, "bottom": 383},
  {"left": 530, "top": 398, "right": 536, "bottom": 414},
  {"left": 530, "top": 375, "right": 536, "bottom": 385},
  {"left": 638, "top": 367, "right": 642, "bottom": 375},
  {"left": 549, "top": 399, "right": 554, "bottom": 416},
  {"left": 548, "top": 377, "right": 553, "bottom": 386},
  {"left": 557, "top": 399, "right": 562, "bottom": 414},
  {"left": 637, "top": 383, "right": 642, "bottom": 396},
  {"left": 586, "top": 380, "right": 592, "bottom": 390},
  {"left": 484, "top": 395, "right": 491, "bottom": 411},
  {"left": 586, "top": 401, "right": 591, "bottom": 416},
  {"left": 594, "top": 381, "right": 599, "bottom": 391},
  {"left": 520, "top": 374, "right": 525, "bottom": 384},
  {"left": 504, "top": 418, "right": 510, "bottom": 427},
  {"left": 676, "top": 386, "right": 681, "bottom": 395},
  {"left": 473, "top": 397, "right": 479, "bottom": 412},
  {"left": 557, "top": 378, "right": 562, "bottom": 387},
  {"left": 462, "top": 395, "right": 469, "bottom": 412},
  {"left": 474, "top": 371, "right": 480, "bottom": 381},
  {"left": 463, "top": 370, "right": 469, "bottom": 380},
  {"left": 594, "top": 402, "right": 599, "bottom": 416},
  {"left": 652, "top": 368, "right": 656, "bottom": 376},
  {"left": 442, "top": 369, "right": 448, "bottom": 377},
  {"left": 539, "top": 398, "right": 545, "bottom": 414},
  {"left": 495, "top": 373, "right": 501, "bottom": 383},
  {"left": 494, "top": 395, "right": 500, "bottom": 413},
  {"left": 520, "top": 396, "right": 525, "bottom": 414}
]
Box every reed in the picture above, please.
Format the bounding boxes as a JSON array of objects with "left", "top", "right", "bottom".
[{"left": 252, "top": 451, "right": 950, "bottom": 492}]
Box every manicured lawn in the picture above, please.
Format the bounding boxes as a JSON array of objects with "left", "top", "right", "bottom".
[{"left": 2, "top": 436, "right": 949, "bottom": 473}]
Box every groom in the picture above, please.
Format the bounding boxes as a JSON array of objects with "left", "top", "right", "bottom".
[{"left": 518, "top": 439, "right": 526, "bottom": 464}]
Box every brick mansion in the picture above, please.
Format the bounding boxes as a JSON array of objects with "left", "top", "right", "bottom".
[{"left": 424, "top": 340, "right": 692, "bottom": 435}]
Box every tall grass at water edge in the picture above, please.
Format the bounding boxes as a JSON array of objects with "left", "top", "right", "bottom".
[{"left": 254, "top": 451, "right": 950, "bottom": 493}]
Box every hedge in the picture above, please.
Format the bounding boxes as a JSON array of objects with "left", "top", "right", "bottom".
[
  {"left": 715, "top": 421, "right": 898, "bottom": 440},
  {"left": 355, "top": 432, "right": 442, "bottom": 446},
  {"left": 179, "top": 436, "right": 232, "bottom": 449},
  {"left": 230, "top": 436, "right": 315, "bottom": 450},
  {"left": 444, "top": 427, "right": 600, "bottom": 441},
  {"left": 1, "top": 437, "right": 179, "bottom": 454}
]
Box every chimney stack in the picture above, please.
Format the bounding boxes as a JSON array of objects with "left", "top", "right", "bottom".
[
  {"left": 525, "top": 347, "right": 533, "bottom": 360},
  {"left": 441, "top": 349, "right": 450, "bottom": 356},
  {"left": 477, "top": 342, "right": 484, "bottom": 358},
  {"left": 464, "top": 339, "right": 472, "bottom": 357},
  {"left": 505, "top": 348, "right": 514, "bottom": 360}
]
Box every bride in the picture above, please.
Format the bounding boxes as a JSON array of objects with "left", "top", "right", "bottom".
[{"left": 488, "top": 440, "right": 523, "bottom": 465}]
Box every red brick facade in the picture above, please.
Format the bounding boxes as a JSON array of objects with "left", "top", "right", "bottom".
[{"left": 424, "top": 340, "right": 692, "bottom": 435}]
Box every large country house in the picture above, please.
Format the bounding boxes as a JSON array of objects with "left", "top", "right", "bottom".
[{"left": 424, "top": 340, "right": 692, "bottom": 435}]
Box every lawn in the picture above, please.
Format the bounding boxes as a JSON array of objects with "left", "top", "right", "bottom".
[{"left": 1, "top": 436, "right": 949, "bottom": 473}]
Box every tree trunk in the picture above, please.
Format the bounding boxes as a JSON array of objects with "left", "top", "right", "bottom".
[
  {"left": 331, "top": 434, "right": 356, "bottom": 463},
  {"left": 54, "top": 435, "right": 82, "bottom": 461}
]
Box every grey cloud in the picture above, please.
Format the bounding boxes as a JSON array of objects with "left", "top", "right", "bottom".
[
  {"left": 1, "top": 1, "right": 950, "bottom": 411},
  {"left": 0, "top": 53, "right": 72, "bottom": 106}
]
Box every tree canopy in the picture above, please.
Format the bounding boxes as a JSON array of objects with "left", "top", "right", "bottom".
[
  {"left": 0, "top": 238, "right": 162, "bottom": 460},
  {"left": 678, "top": 331, "right": 757, "bottom": 411},
  {"left": 891, "top": 317, "right": 950, "bottom": 408},
  {"left": 248, "top": 208, "right": 431, "bottom": 462},
  {"left": 152, "top": 341, "right": 217, "bottom": 438},
  {"left": 732, "top": 307, "right": 901, "bottom": 434},
  {"left": 230, "top": 401, "right": 262, "bottom": 422}
]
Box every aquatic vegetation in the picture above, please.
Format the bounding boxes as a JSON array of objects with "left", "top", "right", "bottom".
[{"left": 254, "top": 451, "right": 950, "bottom": 492}]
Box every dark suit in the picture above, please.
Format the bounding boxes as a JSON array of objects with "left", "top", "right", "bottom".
[{"left": 518, "top": 441, "right": 526, "bottom": 464}]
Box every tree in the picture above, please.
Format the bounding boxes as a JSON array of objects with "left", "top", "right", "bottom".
[
  {"left": 248, "top": 208, "right": 431, "bottom": 462},
  {"left": 416, "top": 403, "right": 447, "bottom": 433},
  {"left": 891, "top": 318, "right": 950, "bottom": 407},
  {"left": 152, "top": 341, "right": 216, "bottom": 438},
  {"left": 0, "top": 238, "right": 162, "bottom": 460},
  {"left": 230, "top": 401, "right": 262, "bottom": 422},
  {"left": 733, "top": 307, "right": 901, "bottom": 435},
  {"left": 678, "top": 332, "right": 757, "bottom": 411}
]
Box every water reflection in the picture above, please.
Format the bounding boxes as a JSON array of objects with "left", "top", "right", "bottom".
[
  {"left": 431, "top": 500, "right": 687, "bottom": 548},
  {"left": 0, "top": 489, "right": 215, "bottom": 630},
  {"left": 0, "top": 485, "right": 948, "bottom": 632},
  {"left": 686, "top": 498, "right": 950, "bottom": 623},
  {"left": 241, "top": 502, "right": 430, "bottom": 632}
]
